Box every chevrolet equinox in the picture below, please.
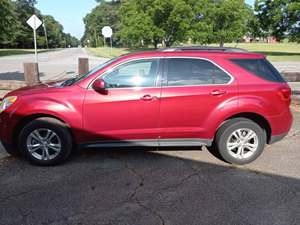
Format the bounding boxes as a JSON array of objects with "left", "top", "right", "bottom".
[{"left": 0, "top": 47, "right": 293, "bottom": 166}]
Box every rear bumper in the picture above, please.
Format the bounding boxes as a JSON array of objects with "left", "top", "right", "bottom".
[
  {"left": 267, "top": 108, "right": 293, "bottom": 139},
  {"left": 269, "top": 132, "right": 288, "bottom": 144}
]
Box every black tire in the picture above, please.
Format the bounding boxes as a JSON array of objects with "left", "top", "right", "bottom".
[
  {"left": 214, "top": 118, "right": 266, "bottom": 165},
  {"left": 18, "top": 117, "right": 73, "bottom": 166},
  {"left": 1, "top": 141, "right": 20, "bottom": 156}
]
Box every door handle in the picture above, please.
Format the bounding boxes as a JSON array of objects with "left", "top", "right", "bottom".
[
  {"left": 210, "top": 90, "right": 227, "bottom": 96},
  {"left": 140, "top": 95, "right": 157, "bottom": 101}
]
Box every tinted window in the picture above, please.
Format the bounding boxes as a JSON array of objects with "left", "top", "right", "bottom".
[
  {"left": 166, "top": 58, "right": 231, "bottom": 86},
  {"left": 230, "top": 58, "right": 285, "bottom": 83},
  {"left": 103, "top": 59, "right": 159, "bottom": 88}
]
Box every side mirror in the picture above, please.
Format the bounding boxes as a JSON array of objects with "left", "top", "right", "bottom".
[{"left": 92, "top": 78, "right": 107, "bottom": 94}]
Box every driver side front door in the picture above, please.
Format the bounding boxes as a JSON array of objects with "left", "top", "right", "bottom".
[{"left": 83, "top": 58, "right": 162, "bottom": 146}]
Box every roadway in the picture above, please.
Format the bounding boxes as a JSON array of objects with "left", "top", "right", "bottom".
[
  {"left": 0, "top": 48, "right": 107, "bottom": 82},
  {"left": 0, "top": 109, "right": 299, "bottom": 225}
]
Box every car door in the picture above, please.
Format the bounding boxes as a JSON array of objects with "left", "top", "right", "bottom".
[
  {"left": 159, "top": 57, "right": 237, "bottom": 145},
  {"left": 83, "top": 58, "right": 162, "bottom": 145}
]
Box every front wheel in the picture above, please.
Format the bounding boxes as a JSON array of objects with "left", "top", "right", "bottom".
[
  {"left": 214, "top": 118, "right": 266, "bottom": 165},
  {"left": 18, "top": 117, "right": 73, "bottom": 166}
]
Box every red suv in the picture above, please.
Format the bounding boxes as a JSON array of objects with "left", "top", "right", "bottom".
[{"left": 0, "top": 47, "right": 293, "bottom": 166}]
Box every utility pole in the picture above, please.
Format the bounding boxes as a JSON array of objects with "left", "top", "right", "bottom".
[{"left": 42, "top": 19, "right": 49, "bottom": 49}]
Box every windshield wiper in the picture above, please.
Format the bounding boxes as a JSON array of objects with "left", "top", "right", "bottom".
[{"left": 61, "top": 78, "right": 77, "bottom": 87}]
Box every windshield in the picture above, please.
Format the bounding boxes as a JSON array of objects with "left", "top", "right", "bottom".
[{"left": 62, "top": 56, "right": 121, "bottom": 86}]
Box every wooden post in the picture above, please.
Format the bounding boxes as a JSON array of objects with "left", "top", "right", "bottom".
[
  {"left": 78, "top": 58, "right": 89, "bottom": 76},
  {"left": 24, "top": 63, "right": 40, "bottom": 86},
  {"left": 282, "top": 72, "right": 300, "bottom": 82}
]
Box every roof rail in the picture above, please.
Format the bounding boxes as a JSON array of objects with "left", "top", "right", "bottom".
[{"left": 159, "top": 46, "right": 248, "bottom": 53}]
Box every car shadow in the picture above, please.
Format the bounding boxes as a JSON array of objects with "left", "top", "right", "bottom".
[
  {"left": 0, "top": 71, "right": 46, "bottom": 81},
  {"left": 0, "top": 147, "right": 299, "bottom": 225}
]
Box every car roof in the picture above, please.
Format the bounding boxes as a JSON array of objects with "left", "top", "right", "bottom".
[{"left": 119, "top": 47, "right": 265, "bottom": 61}]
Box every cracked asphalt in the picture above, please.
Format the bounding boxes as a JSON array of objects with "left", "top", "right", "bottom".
[{"left": 0, "top": 110, "right": 300, "bottom": 225}]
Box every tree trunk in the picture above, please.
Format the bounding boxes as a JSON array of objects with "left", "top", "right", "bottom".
[
  {"left": 219, "top": 41, "right": 224, "bottom": 47},
  {"left": 153, "top": 39, "right": 158, "bottom": 49},
  {"left": 165, "top": 41, "right": 171, "bottom": 47}
]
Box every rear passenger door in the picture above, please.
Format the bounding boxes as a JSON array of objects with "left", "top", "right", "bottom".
[{"left": 159, "top": 57, "right": 237, "bottom": 144}]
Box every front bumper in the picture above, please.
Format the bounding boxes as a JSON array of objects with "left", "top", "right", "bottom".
[{"left": 0, "top": 110, "right": 15, "bottom": 145}]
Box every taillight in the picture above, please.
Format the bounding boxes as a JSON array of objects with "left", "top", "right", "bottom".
[{"left": 278, "top": 88, "right": 291, "bottom": 104}]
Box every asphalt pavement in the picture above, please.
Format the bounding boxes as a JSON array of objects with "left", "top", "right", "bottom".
[
  {"left": 1, "top": 49, "right": 300, "bottom": 225},
  {"left": 0, "top": 109, "right": 299, "bottom": 225},
  {"left": 0, "top": 48, "right": 107, "bottom": 82}
]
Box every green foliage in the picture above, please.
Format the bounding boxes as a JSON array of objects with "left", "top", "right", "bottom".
[
  {"left": 255, "top": 0, "right": 300, "bottom": 42},
  {"left": 42, "top": 15, "right": 63, "bottom": 48},
  {"left": 119, "top": 0, "right": 193, "bottom": 48},
  {"left": 118, "top": 0, "right": 250, "bottom": 47},
  {"left": 119, "top": 0, "right": 154, "bottom": 47},
  {"left": 0, "top": 0, "right": 79, "bottom": 49},
  {"left": 0, "top": 0, "right": 18, "bottom": 46},
  {"left": 190, "top": 0, "right": 250, "bottom": 46},
  {"left": 82, "top": 0, "right": 121, "bottom": 47}
]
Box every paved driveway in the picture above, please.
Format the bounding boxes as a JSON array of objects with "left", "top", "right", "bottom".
[
  {"left": 0, "top": 110, "right": 299, "bottom": 225},
  {"left": 0, "top": 48, "right": 107, "bottom": 82}
]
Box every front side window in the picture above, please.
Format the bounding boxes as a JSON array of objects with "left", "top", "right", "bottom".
[
  {"left": 103, "top": 59, "right": 159, "bottom": 88},
  {"left": 166, "top": 58, "right": 231, "bottom": 86}
]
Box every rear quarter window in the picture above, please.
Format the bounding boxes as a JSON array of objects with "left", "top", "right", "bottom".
[{"left": 230, "top": 58, "right": 286, "bottom": 83}]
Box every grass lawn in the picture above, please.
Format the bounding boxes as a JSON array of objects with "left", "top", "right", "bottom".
[
  {"left": 0, "top": 49, "right": 59, "bottom": 57},
  {"left": 88, "top": 43, "right": 300, "bottom": 62},
  {"left": 87, "top": 47, "right": 130, "bottom": 58},
  {"left": 220, "top": 43, "right": 300, "bottom": 62}
]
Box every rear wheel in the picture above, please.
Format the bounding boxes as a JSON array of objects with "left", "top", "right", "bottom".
[
  {"left": 18, "top": 117, "right": 73, "bottom": 166},
  {"left": 214, "top": 118, "right": 266, "bottom": 165}
]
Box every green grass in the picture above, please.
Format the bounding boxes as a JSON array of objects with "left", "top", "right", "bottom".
[
  {"left": 88, "top": 43, "right": 300, "bottom": 62},
  {"left": 87, "top": 47, "right": 130, "bottom": 58},
  {"left": 0, "top": 49, "right": 59, "bottom": 57},
  {"left": 212, "top": 43, "right": 300, "bottom": 61}
]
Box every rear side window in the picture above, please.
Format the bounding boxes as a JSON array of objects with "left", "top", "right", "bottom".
[
  {"left": 166, "top": 58, "right": 231, "bottom": 86},
  {"left": 230, "top": 58, "right": 285, "bottom": 83}
]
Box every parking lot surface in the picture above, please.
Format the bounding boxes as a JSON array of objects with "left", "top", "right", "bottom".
[{"left": 0, "top": 110, "right": 299, "bottom": 225}]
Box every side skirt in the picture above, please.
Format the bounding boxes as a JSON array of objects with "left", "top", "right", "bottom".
[{"left": 80, "top": 138, "right": 212, "bottom": 149}]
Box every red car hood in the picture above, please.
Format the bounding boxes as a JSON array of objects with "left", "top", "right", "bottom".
[{"left": 3, "top": 81, "right": 64, "bottom": 98}]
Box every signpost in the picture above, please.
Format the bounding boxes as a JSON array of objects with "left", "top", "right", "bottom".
[
  {"left": 26, "top": 15, "right": 42, "bottom": 63},
  {"left": 102, "top": 26, "right": 113, "bottom": 54}
]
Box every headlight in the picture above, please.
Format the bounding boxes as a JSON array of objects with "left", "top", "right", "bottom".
[{"left": 0, "top": 96, "right": 18, "bottom": 113}]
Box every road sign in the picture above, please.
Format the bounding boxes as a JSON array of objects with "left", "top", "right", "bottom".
[
  {"left": 26, "top": 15, "right": 42, "bottom": 63},
  {"left": 26, "top": 15, "right": 42, "bottom": 30},
  {"left": 102, "top": 26, "right": 113, "bottom": 55},
  {"left": 102, "top": 26, "right": 113, "bottom": 38}
]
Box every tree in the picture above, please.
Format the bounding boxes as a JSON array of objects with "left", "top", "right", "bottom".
[
  {"left": 255, "top": 0, "right": 300, "bottom": 42},
  {"left": 288, "top": 1, "right": 300, "bottom": 42},
  {"left": 42, "top": 15, "right": 64, "bottom": 48},
  {"left": 190, "top": 0, "right": 250, "bottom": 47},
  {"left": 1, "top": 0, "right": 79, "bottom": 49},
  {"left": 13, "top": 0, "right": 38, "bottom": 48},
  {"left": 82, "top": 0, "right": 121, "bottom": 47},
  {"left": 119, "top": 0, "right": 193, "bottom": 48},
  {"left": 0, "top": 0, "right": 18, "bottom": 47},
  {"left": 119, "top": 0, "right": 155, "bottom": 47}
]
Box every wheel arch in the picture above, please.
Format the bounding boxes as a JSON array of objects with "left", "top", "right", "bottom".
[
  {"left": 12, "top": 113, "right": 76, "bottom": 146},
  {"left": 218, "top": 112, "right": 272, "bottom": 144}
]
